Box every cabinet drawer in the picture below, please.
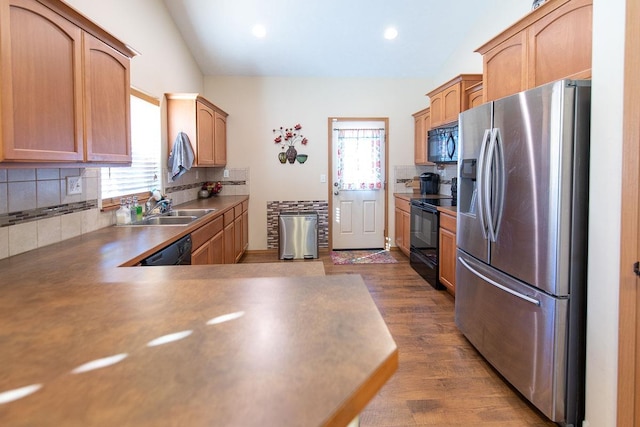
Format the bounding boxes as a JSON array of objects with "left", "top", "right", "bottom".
[
  {"left": 234, "top": 204, "right": 242, "bottom": 218},
  {"left": 395, "top": 197, "right": 411, "bottom": 214},
  {"left": 440, "top": 212, "right": 456, "bottom": 233},
  {"left": 224, "top": 209, "right": 235, "bottom": 226},
  {"left": 242, "top": 200, "right": 249, "bottom": 212},
  {"left": 191, "top": 216, "right": 223, "bottom": 248}
]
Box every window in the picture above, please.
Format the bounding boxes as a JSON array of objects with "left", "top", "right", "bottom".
[
  {"left": 101, "top": 89, "right": 161, "bottom": 208},
  {"left": 336, "top": 128, "right": 384, "bottom": 190}
]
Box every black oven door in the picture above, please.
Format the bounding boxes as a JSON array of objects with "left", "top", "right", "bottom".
[{"left": 409, "top": 202, "right": 444, "bottom": 289}]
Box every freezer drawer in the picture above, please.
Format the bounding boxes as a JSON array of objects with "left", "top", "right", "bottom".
[
  {"left": 455, "top": 249, "right": 568, "bottom": 423},
  {"left": 278, "top": 212, "right": 318, "bottom": 260}
]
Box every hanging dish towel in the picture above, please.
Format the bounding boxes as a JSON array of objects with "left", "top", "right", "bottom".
[{"left": 168, "top": 132, "right": 195, "bottom": 181}]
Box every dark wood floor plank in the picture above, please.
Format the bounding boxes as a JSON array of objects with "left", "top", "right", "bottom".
[{"left": 240, "top": 250, "right": 556, "bottom": 426}]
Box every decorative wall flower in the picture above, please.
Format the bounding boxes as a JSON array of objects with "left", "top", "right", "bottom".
[{"left": 273, "top": 124, "right": 308, "bottom": 149}]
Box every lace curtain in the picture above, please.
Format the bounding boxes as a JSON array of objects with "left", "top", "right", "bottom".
[{"left": 336, "top": 128, "right": 383, "bottom": 190}]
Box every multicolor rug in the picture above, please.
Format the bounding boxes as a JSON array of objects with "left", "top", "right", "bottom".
[{"left": 330, "top": 250, "right": 398, "bottom": 265}]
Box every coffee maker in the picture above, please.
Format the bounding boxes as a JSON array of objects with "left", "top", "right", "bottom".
[
  {"left": 419, "top": 172, "right": 440, "bottom": 195},
  {"left": 451, "top": 177, "right": 457, "bottom": 202}
]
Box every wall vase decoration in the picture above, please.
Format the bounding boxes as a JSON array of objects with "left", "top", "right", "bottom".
[
  {"left": 273, "top": 123, "right": 308, "bottom": 164},
  {"left": 286, "top": 146, "right": 297, "bottom": 163}
]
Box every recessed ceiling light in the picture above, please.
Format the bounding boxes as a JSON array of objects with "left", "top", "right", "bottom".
[
  {"left": 252, "top": 24, "right": 266, "bottom": 38},
  {"left": 384, "top": 27, "right": 398, "bottom": 40}
]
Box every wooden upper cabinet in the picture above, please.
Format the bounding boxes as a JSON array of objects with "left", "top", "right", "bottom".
[
  {"left": 166, "top": 94, "right": 228, "bottom": 167},
  {"left": 482, "top": 32, "right": 528, "bottom": 102},
  {"left": 83, "top": 33, "right": 131, "bottom": 163},
  {"left": 527, "top": 0, "right": 593, "bottom": 87},
  {"left": 0, "top": 0, "right": 135, "bottom": 164},
  {"left": 0, "top": 0, "right": 84, "bottom": 162},
  {"left": 478, "top": 0, "right": 592, "bottom": 102},
  {"left": 441, "top": 84, "right": 462, "bottom": 125},
  {"left": 428, "top": 92, "right": 444, "bottom": 127},
  {"left": 466, "top": 82, "right": 484, "bottom": 109},
  {"left": 412, "top": 107, "right": 430, "bottom": 165},
  {"left": 214, "top": 111, "right": 227, "bottom": 166},
  {"left": 196, "top": 101, "right": 215, "bottom": 165},
  {"left": 427, "top": 74, "right": 482, "bottom": 128}
]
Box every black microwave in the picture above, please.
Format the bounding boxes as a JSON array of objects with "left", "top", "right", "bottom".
[{"left": 427, "top": 124, "right": 458, "bottom": 164}]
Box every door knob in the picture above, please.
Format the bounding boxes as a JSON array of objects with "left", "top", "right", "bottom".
[{"left": 334, "top": 191, "right": 339, "bottom": 196}]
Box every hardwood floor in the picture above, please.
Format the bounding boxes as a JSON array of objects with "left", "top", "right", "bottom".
[{"left": 240, "top": 250, "right": 556, "bottom": 426}]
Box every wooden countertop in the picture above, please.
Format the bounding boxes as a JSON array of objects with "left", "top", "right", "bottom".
[
  {"left": 0, "top": 195, "right": 398, "bottom": 426},
  {"left": 0, "top": 275, "right": 397, "bottom": 426}
]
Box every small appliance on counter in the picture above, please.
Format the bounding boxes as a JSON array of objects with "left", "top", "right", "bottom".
[
  {"left": 451, "top": 177, "right": 457, "bottom": 203},
  {"left": 419, "top": 172, "right": 440, "bottom": 195}
]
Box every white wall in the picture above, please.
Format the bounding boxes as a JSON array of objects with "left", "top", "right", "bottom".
[
  {"left": 204, "top": 76, "right": 432, "bottom": 249},
  {"left": 584, "top": 0, "right": 625, "bottom": 425},
  {"left": 63, "top": 0, "right": 203, "bottom": 97},
  {"left": 432, "top": 2, "right": 532, "bottom": 83}
]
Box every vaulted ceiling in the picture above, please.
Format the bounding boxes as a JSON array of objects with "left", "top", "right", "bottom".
[{"left": 163, "top": 0, "right": 530, "bottom": 78}]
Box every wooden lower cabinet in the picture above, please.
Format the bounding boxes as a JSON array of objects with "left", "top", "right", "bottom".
[
  {"left": 242, "top": 207, "right": 249, "bottom": 252},
  {"left": 190, "top": 216, "right": 223, "bottom": 265},
  {"left": 191, "top": 243, "right": 209, "bottom": 265},
  {"left": 223, "top": 210, "right": 235, "bottom": 264},
  {"left": 234, "top": 215, "right": 242, "bottom": 262},
  {"left": 394, "top": 196, "right": 411, "bottom": 257},
  {"left": 190, "top": 200, "right": 247, "bottom": 265},
  {"left": 439, "top": 211, "right": 457, "bottom": 295}
]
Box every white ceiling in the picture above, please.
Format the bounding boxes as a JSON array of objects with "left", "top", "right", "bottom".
[{"left": 162, "top": 0, "right": 528, "bottom": 78}]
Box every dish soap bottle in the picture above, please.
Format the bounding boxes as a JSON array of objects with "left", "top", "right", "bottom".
[
  {"left": 133, "top": 196, "right": 143, "bottom": 221},
  {"left": 116, "top": 198, "right": 131, "bottom": 225}
]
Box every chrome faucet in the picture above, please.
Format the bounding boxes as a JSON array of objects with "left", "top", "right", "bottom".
[{"left": 145, "top": 198, "right": 172, "bottom": 217}]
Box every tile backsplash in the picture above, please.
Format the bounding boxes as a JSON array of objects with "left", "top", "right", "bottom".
[
  {"left": 0, "top": 166, "right": 250, "bottom": 260},
  {"left": 393, "top": 164, "right": 457, "bottom": 196},
  {"left": 0, "top": 167, "right": 109, "bottom": 259}
]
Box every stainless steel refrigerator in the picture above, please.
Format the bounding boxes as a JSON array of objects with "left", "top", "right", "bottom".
[{"left": 455, "top": 79, "right": 590, "bottom": 426}]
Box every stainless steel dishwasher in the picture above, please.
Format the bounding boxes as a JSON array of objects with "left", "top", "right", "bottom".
[{"left": 278, "top": 212, "right": 318, "bottom": 260}]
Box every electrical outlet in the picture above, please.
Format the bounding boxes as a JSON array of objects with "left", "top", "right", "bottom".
[
  {"left": 223, "top": 169, "right": 230, "bottom": 178},
  {"left": 195, "top": 170, "right": 199, "bottom": 180},
  {"left": 320, "top": 174, "right": 326, "bottom": 183},
  {"left": 66, "top": 176, "right": 82, "bottom": 195}
]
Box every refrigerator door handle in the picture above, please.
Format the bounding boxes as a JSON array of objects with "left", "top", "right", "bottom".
[
  {"left": 483, "top": 128, "right": 497, "bottom": 241},
  {"left": 486, "top": 128, "right": 506, "bottom": 242},
  {"left": 458, "top": 256, "right": 541, "bottom": 306},
  {"left": 476, "top": 129, "right": 491, "bottom": 240}
]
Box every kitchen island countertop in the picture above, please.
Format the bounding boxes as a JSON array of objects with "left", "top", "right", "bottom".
[
  {"left": 0, "top": 274, "right": 397, "bottom": 427},
  {"left": 0, "top": 195, "right": 397, "bottom": 426}
]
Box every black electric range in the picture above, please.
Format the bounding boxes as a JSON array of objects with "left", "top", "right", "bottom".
[
  {"left": 410, "top": 197, "right": 456, "bottom": 211},
  {"left": 408, "top": 197, "right": 455, "bottom": 289}
]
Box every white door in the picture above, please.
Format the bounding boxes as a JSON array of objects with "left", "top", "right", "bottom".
[{"left": 331, "top": 120, "right": 386, "bottom": 249}]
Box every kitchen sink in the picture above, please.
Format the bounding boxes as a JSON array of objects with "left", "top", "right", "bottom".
[
  {"left": 130, "top": 216, "right": 198, "bottom": 226},
  {"left": 123, "top": 208, "right": 216, "bottom": 226},
  {"left": 166, "top": 209, "right": 216, "bottom": 218}
]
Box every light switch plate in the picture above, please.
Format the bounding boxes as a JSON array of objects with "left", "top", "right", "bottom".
[{"left": 66, "top": 176, "right": 82, "bottom": 195}]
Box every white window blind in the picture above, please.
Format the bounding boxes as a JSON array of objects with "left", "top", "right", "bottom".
[{"left": 101, "top": 93, "right": 161, "bottom": 200}]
